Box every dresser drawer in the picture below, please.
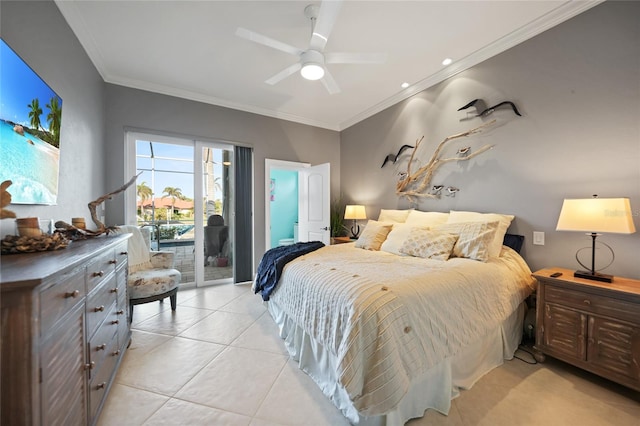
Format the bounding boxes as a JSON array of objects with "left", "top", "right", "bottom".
[
  {"left": 40, "top": 268, "right": 86, "bottom": 335},
  {"left": 88, "top": 336, "right": 120, "bottom": 422},
  {"left": 545, "top": 283, "right": 640, "bottom": 325},
  {"left": 86, "top": 249, "right": 117, "bottom": 295},
  {"left": 86, "top": 273, "right": 118, "bottom": 338},
  {"left": 87, "top": 305, "right": 119, "bottom": 379}
]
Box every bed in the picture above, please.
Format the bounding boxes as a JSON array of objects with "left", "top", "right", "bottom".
[{"left": 257, "top": 210, "right": 535, "bottom": 425}]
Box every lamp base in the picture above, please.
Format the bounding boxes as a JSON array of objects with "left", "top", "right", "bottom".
[
  {"left": 574, "top": 270, "right": 613, "bottom": 283},
  {"left": 349, "top": 223, "right": 360, "bottom": 239}
]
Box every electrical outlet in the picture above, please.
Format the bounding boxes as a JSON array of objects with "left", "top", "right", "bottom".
[{"left": 533, "top": 231, "right": 545, "bottom": 246}]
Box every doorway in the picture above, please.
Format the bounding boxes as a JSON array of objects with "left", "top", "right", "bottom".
[
  {"left": 125, "top": 131, "right": 235, "bottom": 287},
  {"left": 264, "top": 159, "right": 331, "bottom": 252}
]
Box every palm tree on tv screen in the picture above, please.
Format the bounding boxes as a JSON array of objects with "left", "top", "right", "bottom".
[
  {"left": 46, "top": 97, "right": 62, "bottom": 146},
  {"left": 27, "top": 98, "right": 43, "bottom": 131}
]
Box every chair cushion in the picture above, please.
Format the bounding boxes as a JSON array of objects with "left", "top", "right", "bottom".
[{"left": 128, "top": 268, "right": 181, "bottom": 300}]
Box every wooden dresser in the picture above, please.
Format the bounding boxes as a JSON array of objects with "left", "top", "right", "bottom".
[
  {"left": 1, "top": 235, "right": 131, "bottom": 425},
  {"left": 532, "top": 268, "right": 640, "bottom": 391}
]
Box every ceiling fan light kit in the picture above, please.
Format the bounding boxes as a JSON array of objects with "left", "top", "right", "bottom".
[
  {"left": 235, "top": 0, "right": 385, "bottom": 94},
  {"left": 300, "top": 50, "right": 325, "bottom": 80}
]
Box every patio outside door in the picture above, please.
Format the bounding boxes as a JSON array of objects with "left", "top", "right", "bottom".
[{"left": 126, "top": 132, "right": 234, "bottom": 287}]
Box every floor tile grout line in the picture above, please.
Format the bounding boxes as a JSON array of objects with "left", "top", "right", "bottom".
[{"left": 250, "top": 352, "right": 293, "bottom": 422}]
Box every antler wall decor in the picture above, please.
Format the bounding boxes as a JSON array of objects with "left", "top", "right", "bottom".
[{"left": 396, "top": 120, "right": 496, "bottom": 201}]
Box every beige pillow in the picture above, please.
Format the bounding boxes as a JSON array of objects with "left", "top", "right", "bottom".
[
  {"left": 380, "top": 223, "right": 426, "bottom": 255},
  {"left": 399, "top": 228, "right": 458, "bottom": 261},
  {"left": 354, "top": 220, "right": 393, "bottom": 251},
  {"left": 435, "top": 221, "right": 499, "bottom": 262},
  {"left": 377, "top": 209, "right": 412, "bottom": 223},
  {"left": 447, "top": 210, "right": 514, "bottom": 258},
  {"left": 405, "top": 210, "right": 449, "bottom": 228}
]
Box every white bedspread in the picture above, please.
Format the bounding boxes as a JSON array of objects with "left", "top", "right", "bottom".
[{"left": 268, "top": 244, "right": 534, "bottom": 418}]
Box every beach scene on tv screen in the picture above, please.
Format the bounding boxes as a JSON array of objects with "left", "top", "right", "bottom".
[{"left": 0, "top": 39, "right": 63, "bottom": 205}]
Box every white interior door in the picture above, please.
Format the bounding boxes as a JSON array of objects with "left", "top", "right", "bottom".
[{"left": 298, "top": 163, "right": 330, "bottom": 244}]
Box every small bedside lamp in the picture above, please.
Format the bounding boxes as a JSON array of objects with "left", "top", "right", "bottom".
[
  {"left": 344, "top": 205, "right": 367, "bottom": 239},
  {"left": 556, "top": 196, "right": 636, "bottom": 283}
]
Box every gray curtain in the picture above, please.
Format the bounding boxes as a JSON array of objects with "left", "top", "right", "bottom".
[{"left": 234, "top": 146, "right": 253, "bottom": 283}]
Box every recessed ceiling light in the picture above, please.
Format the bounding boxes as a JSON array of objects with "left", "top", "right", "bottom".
[
  {"left": 442, "top": 58, "right": 453, "bottom": 66},
  {"left": 401, "top": 82, "right": 410, "bottom": 89}
]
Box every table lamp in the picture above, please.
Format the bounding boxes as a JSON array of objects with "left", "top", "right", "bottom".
[
  {"left": 556, "top": 196, "right": 636, "bottom": 283},
  {"left": 344, "top": 205, "right": 367, "bottom": 239}
]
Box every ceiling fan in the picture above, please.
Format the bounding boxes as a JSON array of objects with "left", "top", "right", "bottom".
[{"left": 235, "top": 0, "right": 386, "bottom": 94}]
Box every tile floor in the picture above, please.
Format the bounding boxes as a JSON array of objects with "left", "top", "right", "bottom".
[{"left": 98, "top": 284, "right": 640, "bottom": 426}]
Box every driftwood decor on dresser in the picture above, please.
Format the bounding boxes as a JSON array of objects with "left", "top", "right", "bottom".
[
  {"left": 56, "top": 172, "right": 142, "bottom": 240},
  {"left": 396, "top": 120, "right": 496, "bottom": 201}
]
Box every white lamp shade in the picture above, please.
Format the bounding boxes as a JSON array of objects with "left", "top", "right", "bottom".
[
  {"left": 344, "top": 205, "right": 367, "bottom": 220},
  {"left": 556, "top": 198, "right": 636, "bottom": 234}
]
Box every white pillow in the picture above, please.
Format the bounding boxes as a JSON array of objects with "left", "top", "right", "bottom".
[
  {"left": 435, "top": 221, "right": 499, "bottom": 262},
  {"left": 405, "top": 210, "right": 449, "bottom": 228},
  {"left": 377, "top": 209, "right": 412, "bottom": 223},
  {"left": 354, "top": 220, "right": 393, "bottom": 251},
  {"left": 380, "top": 223, "right": 426, "bottom": 255},
  {"left": 399, "top": 228, "right": 458, "bottom": 261},
  {"left": 447, "top": 210, "right": 514, "bottom": 258}
]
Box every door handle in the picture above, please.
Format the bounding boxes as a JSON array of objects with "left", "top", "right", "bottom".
[{"left": 321, "top": 227, "right": 329, "bottom": 231}]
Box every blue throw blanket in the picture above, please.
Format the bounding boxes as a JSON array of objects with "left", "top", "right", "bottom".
[{"left": 254, "top": 241, "right": 325, "bottom": 301}]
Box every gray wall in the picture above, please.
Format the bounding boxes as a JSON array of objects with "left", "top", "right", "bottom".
[
  {"left": 104, "top": 84, "right": 340, "bottom": 265},
  {"left": 0, "top": 0, "right": 106, "bottom": 236},
  {"left": 341, "top": 1, "right": 640, "bottom": 278}
]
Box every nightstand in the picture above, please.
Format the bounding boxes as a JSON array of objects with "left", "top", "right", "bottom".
[
  {"left": 331, "top": 236, "right": 355, "bottom": 245},
  {"left": 532, "top": 268, "right": 640, "bottom": 391}
]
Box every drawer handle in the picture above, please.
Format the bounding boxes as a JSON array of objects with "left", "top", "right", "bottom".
[
  {"left": 95, "top": 305, "right": 105, "bottom": 312},
  {"left": 116, "top": 310, "right": 124, "bottom": 315},
  {"left": 583, "top": 299, "right": 591, "bottom": 305},
  {"left": 112, "top": 349, "right": 121, "bottom": 356},
  {"left": 92, "top": 271, "right": 104, "bottom": 278},
  {"left": 112, "top": 320, "right": 120, "bottom": 325},
  {"left": 96, "top": 343, "right": 107, "bottom": 351},
  {"left": 65, "top": 290, "right": 80, "bottom": 299},
  {"left": 110, "top": 288, "right": 118, "bottom": 294},
  {"left": 84, "top": 361, "right": 95, "bottom": 370},
  {"left": 109, "top": 259, "right": 117, "bottom": 265},
  {"left": 96, "top": 382, "right": 106, "bottom": 390},
  {"left": 120, "top": 251, "right": 128, "bottom": 256}
]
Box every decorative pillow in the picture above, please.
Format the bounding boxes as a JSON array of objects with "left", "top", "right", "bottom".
[
  {"left": 405, "top": 210, "right": 449, "bottom": 228},
  {"left": 435, "top": 221, "right": 499, "bottom": 262},
  {"left": 354, "top": 220, "right": 393, "bottom": 251},
  {"left": 380, "top": 223, "right": 426, "bottom": 255},
  {"left": 447, "top": 210, "right": 515, "bottom": 258},
  {"left": 399, "top": 228, "right": 458, "bottom": 261},
  {"left": 503, "top": 234, "right": 524, "bottom": 254},
  {"left": 377, "top": 209, "right": 412, "bottom": 223}
]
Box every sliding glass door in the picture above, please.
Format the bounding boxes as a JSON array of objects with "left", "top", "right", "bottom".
[
  {"left": 126, "top": 132, "right": 236, "bottom": 287},
  {"left": 199, "top": 143, "right": 234, "bottom": 284}
]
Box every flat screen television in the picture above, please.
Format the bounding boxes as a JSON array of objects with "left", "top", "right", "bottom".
[{"left": 0, "top": 38, "right": 63, "bottom": 205}]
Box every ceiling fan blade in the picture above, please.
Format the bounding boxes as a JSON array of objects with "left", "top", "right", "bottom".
[
  {"left": 265, "top": 63, "right": 302, "bottom": 85},
  {"left": 236, "top": 27, "right": 303, "bottom": 57},
  {"left": 325, "top": 52, "right": 387, "bottom": 64},
  {"left": 320, "top": 69, "right": 341, "bottom": 95},
  {"left": 309, "top": 0, "right": 343, "bottom": 51}
]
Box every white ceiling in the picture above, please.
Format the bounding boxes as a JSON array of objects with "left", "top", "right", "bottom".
[{"left": 55, "top": 1, "right": 601, "bottom": 131}]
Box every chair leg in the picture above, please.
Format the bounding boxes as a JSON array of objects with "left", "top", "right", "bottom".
[
  {"left": 170, "top": 293, "right": 177, "bottom": 311},
  {"left": 129, "top": 302, "right": 134, "bottom": 321}
]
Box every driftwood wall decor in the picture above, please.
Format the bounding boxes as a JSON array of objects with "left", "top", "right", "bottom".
[{"left": 396, "top": 120, "right": 496, "bottom": 201}]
